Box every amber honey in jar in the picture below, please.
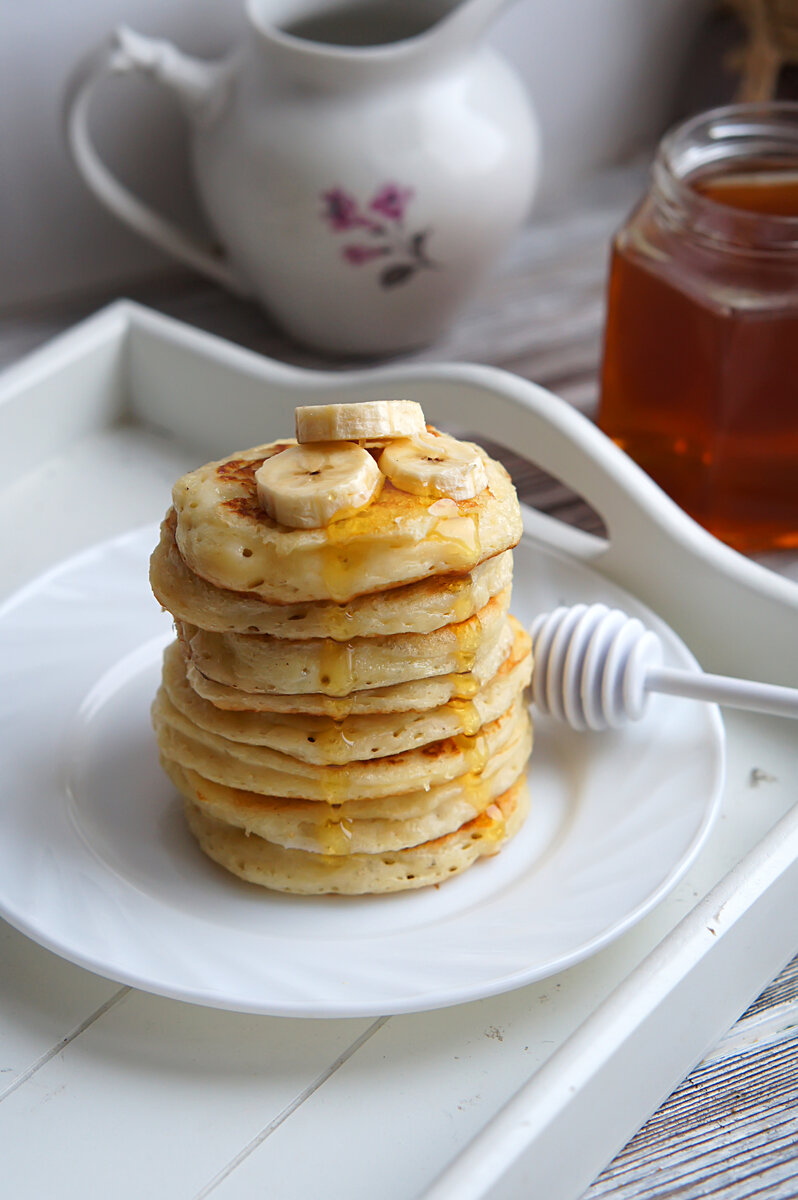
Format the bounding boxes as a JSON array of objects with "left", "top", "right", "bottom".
[{"left": 598, "top": 104, "right": 798, "bottom": 552}]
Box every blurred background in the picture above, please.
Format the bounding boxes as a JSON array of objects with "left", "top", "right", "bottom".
[
  {"left": 5, "top": 0, "right": 798, "bottom": 556},
  {"left": 1, "top": 0, "right": 736, "bottom": 312}
]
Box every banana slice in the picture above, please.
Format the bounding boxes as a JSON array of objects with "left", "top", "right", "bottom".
[
  {"left": 255, "top": 442, "right": 381, "bottom": 528},
  {"left": 379, "top": 430, "right": 488, "bottom": 500},
  {"left": 295, "top": 400, "right": 425, "bottom": 444}
]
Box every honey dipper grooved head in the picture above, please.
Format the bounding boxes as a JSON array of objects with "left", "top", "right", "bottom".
[{"left": 530, "top": 603, "right": 663, "bottom": 731}]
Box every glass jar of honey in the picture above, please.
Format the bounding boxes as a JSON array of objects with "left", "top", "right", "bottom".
[{"left": 598, "top": 103, "right": 798, "bottom": 552}]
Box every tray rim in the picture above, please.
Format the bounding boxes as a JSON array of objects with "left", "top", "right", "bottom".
[
  {"left": 6, "top": 297, "right": 796, "bottom": 685},
  {"left": 4, "top": 297, "right": 796, "bottom": 619},
  {"left": 1, "top": 299, "right": 797, "bottom": 1200}
]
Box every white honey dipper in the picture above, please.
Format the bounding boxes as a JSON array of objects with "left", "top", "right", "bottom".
[{"left": 530, "top": 603, "right": 798, "bottom": 731}]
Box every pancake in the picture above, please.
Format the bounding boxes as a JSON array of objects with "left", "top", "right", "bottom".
[
  {"left": 176, "top": 587, "right": 510, "bottom": 697},
  {"left": 182, "top": 776, "right": 530, "bottom": 894},
  {"left": 161, "top": 624, "right": 532, "bottom": 763},
  {"left": 151, "top": 511, "right": 514, "bottom": 639},
  {"left": 152, "top": 408, "right": 533, "bottom": 897},
  {"left": 171, "top": 436, "right": 522, "bottom": 603},
  {"left": 162, "top": 716, "right": 531, "bottom": 853},
  {"left": 152, "top": 695, "right": 528, "bottom": 801},
  {"left": 184, "top": 617, "right": 517, "bottom": 717}
]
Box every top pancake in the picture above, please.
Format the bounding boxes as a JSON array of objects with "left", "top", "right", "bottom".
[
  {"left": 171, "top": 436, "right": 522, "bottom": 604},
  {"left": 151, "top": 511, "right": 513, "bottom": 640}
]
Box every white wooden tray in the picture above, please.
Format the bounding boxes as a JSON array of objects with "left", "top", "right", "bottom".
[{"left": 1, "top": 300, "right": 796, "bottom": 1200}]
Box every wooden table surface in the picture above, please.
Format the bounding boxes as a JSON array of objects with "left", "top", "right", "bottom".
[{"left": 2, "top": 175, "right": 798, "bottom": 1197}]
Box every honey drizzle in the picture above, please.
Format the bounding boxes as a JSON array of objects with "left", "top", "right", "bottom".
[
  {"left": 315, "top": 719, "right": 355, "bottom": 764},
  {"left": 449, "top": 697, "right": 482, "bottom": 736},
  {"left": 300, "top": 483, "right": 493, "bottom": 860},
  {"left": 319, "top": 694, "right": 356, "bottom": 719},
  {"left": 451, "top": 671, "right": 480, "bottom": 700},
  {"left": 451, "top": 718, "right": 493, "bottom": 825},
  {"left": 320, "top": 491, "right": 484, "bottom": 601},
  {"left": 317, "top": 639, "right": 356, "bottom": 696},
  {"left": 454, "top": 729, "right": 489, "bottom": 776},
  {"left": 322, "top": 604, "right": 355, "bottom": 640},
  {"left": 312, "top": 740, "right": 356, "bottom": 853},
  {"left": 322, "top": 497, "right": 381, "bottom": 603},
  {"left": 315, "top": 808, "right": 354, "bottom": 856},
  {"left": 452, "top": 612, "right": 482, "bottom": 673}
]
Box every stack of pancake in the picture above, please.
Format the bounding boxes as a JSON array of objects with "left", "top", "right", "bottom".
[{"left": 150, "top": 400, "right": 533, "bottom": 894}]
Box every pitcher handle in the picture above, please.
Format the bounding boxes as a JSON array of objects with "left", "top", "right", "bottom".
[{"left": 63, "top": 29, "right": 251, "bottom": 296}]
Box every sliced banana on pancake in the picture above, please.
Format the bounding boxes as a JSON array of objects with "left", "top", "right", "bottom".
[
  {"left": 255, "top": 441, "right": 381, "bottom": 529},
  {"left": 295, "top": 399, "right": 425, "bottom": 444},
  {"left": 379, "top": 430, "right": 488, "bottom": 500}
]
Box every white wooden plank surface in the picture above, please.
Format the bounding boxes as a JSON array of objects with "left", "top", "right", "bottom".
[
  {"left": 0, "top": 990, "right": 377, "bottom": 1200},
  {"left": 2, "top": 171, "right": 798, "bottom": 1199},
  {"left": 0, "top": 924, "right": 121, "bottom": 1095}
]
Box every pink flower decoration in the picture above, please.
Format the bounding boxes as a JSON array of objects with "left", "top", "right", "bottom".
[
  {"left": 369, "top": 183, "right": 414, "bottom": 223},
  {"left": 319, "top": 180, "right": 434, "bottom": 286},
  {"left": 342, "top": 244, "right": 389, "bottom": 265},
  {"left": 321, "top": 187, "right": 374, "bottom": 231}
]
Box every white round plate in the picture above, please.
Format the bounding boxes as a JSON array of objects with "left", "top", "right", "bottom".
[{"left": 0, "top": 527, "right": 724, "bottom": 1017}]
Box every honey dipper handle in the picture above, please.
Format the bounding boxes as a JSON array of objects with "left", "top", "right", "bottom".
[
  {"left": 530, "top": 603, "right": 798, "bottom": 729},
  {"left": 646, "top": 666, "right": 798, "bottom": 720}
]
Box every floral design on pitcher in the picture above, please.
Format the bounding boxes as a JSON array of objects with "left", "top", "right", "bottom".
[{"left": 320, "top": 183, "right": 436, "bottom": 287}]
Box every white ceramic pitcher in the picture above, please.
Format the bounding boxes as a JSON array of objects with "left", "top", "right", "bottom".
[{"left": 65, "top": 0, "right": 540, "bottom": 355}]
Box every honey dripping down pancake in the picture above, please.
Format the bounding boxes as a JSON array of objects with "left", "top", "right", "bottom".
[
  {"left": 152, "top": 694, "right": 526, "bottom": 801},
  {"left": 162, "top": 714, "right": 532, "bottom": 854},
  {"left": 183, "top": 616, "right": 517, "bottom": 716},
  {"left": 151, "top": 399, "right": 534, "bottom": 894},
  {"left": 151, "top": 511, "right": 514, "bottom": 639},
  {"left": 171, "top": 436, "right": 522, "bottom": 604},
  {"left": 182, "top": 780, "right": 531, "bottom": 895},
  {"left": 175, "top": 586, "right": 511, "bottom": 696},
  {"left": 158, "top": 625, "right": 531, "bottom": 763}
]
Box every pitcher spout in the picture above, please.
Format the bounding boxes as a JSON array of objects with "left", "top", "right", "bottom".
[
  {"left": 248, "top": 0, "right": 517, "bottom": 70},
  {"left": 110, "top": 27, "right": 230, "bottom": 122}
]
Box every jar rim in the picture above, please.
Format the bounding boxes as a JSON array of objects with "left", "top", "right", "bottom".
[{"left": 654, "top": 102, "right": 798, "bottom": 252}]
